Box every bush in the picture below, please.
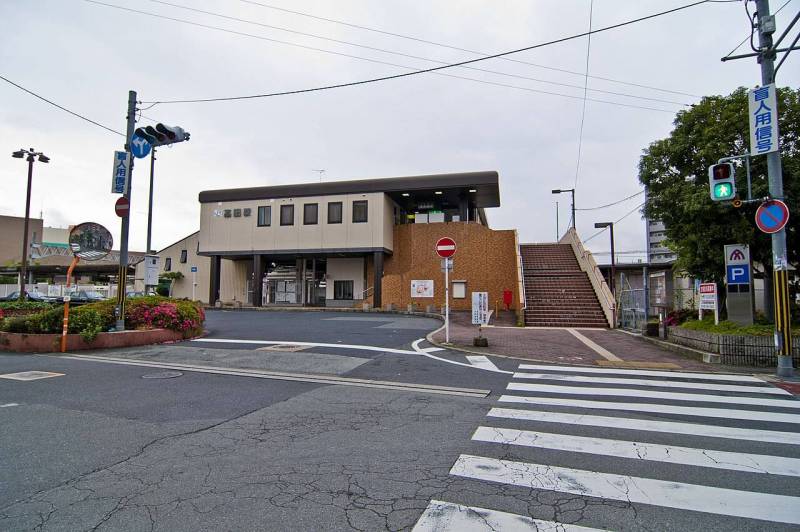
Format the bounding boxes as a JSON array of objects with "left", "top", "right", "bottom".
[
  {"left": 0, "top": 297, "right": 204, "bottom": 340},
  {"left": 680, "top": 318, "right": 776, "bottom": 336},
  {"left": 0, "top": 300, "right": 54, "bottom": 317},
  {"left": 664, "top": 308, "right": 695, "bottom": 327}
]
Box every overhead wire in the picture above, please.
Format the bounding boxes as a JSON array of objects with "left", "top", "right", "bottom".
[
  {"left": 583, "top": 201, "right": 645, "bottom": 244},
  {"left": 572, "top": 0, "right": 594, "bottom": 192},
  {"left": 237, "top": 0, "right": 703, "bottom": 98},
  {"left": 576, "top": 190, "right": 644, "bottom": 211},
  {"left": 725, "top": 0, "right": 794, "bottom": 57},
  {"left": 126, "top": 0, "right": 717, "bottom": 106},
  {"left": 0, "top": 74, "right": 125, "bottom": 136},
  {"left": 137, "top": 0, "right": 690, "bottom": 107}
]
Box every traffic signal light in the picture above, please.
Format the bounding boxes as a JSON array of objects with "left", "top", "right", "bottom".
[
  {"left": 708, "top": 163, "right": 736, "bottom": 201},
  {"left": 133, "top": 123, "right": 190, "bottom": 147}
]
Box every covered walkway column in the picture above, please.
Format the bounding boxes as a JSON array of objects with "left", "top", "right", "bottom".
[
  {"left": 252, "top": 254, "right": 264, "bottom": 307},
  {"left": 209, "top": 255, "right": 221, "bottom": 305},
  {"left": 373, "top": 251, "right": 383, "bottom": 309}
]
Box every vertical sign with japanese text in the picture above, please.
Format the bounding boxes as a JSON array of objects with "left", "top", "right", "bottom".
[
  {"left": 749, "top": 84, "right": 779, "bottom": 156},
  {"left": 111, "top": 151, "right": 130, "bottom": 194},
  {"left": 471, "top": 291, "right": 489, "bottom": 325}
]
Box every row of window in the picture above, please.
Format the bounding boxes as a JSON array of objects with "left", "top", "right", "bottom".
[
  {"left": 257, "top": 200, "right": 368, "bottom": 227},
  {"left": 163, "top": 250, "right": 189, "bottom": 271}
]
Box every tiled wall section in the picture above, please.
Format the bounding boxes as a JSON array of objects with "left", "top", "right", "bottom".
[{"left": 373, "top": 222, "right": 520, "bottom": 312}]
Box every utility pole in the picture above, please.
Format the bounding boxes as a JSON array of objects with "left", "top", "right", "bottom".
[
  {"left": 754, "top": 0, "right": 794, "bottom": 377},
  {"left": 20, "top": 153, "right": 34, "bottom": 298},
  {"left": 116, "top": 90, "right": 137, "bottom": 331},
  {"left": 146, "top": 147, "right": 156, "bottom": 255}
]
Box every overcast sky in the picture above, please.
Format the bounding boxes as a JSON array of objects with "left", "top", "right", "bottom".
[{"left": 1, "top": 0, "right": 798, "bottom": 262}]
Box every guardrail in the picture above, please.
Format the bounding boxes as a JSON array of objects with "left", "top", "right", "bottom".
[{"left": 559, "top": 228, "right": 616, "bottom": 328}]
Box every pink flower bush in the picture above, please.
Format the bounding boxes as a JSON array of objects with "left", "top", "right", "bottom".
[{"left": 126, "top": 299, "right": 204, "bottom": 334}]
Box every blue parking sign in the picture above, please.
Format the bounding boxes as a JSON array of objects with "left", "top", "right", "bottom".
[{"left": 726, "top": 264, "right": 750, "bottom": 285}]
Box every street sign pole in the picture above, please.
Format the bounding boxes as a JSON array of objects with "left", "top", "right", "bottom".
[
  {"left": 445, "top": 258, "right": 449, "bottom": 343},
  {"left": 754, "top": 0, "right": 793, "bottom": 377},
  {"left": 116, "top": 90, "right": 137, "bottom": 331}
]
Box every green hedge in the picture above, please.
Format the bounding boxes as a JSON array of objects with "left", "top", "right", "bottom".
[{"left": 0, "top": 296, "right": 205, "bottom": 343}]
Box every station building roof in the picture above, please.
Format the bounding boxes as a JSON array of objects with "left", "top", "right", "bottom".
[{"left": 198, "top": 171, "right": 501, "bottom": 210}]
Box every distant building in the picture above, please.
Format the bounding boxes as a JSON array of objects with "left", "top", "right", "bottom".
[{"left": 646, "top": 219, "right": 676, "bottom": 265}]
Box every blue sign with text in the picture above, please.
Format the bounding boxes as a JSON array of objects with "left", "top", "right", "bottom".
[{"left": 726, "top": 264, "right": 750, "bottom": 285}]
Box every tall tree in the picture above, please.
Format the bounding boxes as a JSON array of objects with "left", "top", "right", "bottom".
[{"left": 639, "top": 87, "right": 798, "bottom": 284}]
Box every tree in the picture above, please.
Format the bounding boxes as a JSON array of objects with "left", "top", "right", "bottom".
[
  {"left": 639, "top": 87, "right": 798, "bottom": 285},
  {"left": 159, "top": 271, "right": 184, "bottom": 297}
]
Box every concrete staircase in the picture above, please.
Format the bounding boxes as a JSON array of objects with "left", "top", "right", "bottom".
[{"left": 520, "top": 243, "right": 609, "bottom": 328}]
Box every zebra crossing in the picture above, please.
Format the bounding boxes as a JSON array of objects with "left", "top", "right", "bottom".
[{"left": 413, "top": 363, "right": 800, "bottom": 531}]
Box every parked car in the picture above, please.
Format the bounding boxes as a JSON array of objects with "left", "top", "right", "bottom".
[
  {"left": 60, "top": 290, "right": 107, "bottom": 305},
  {"left": 0, "top": 291, "right": 58, "bottom": 303},
  {"left": 126, "top": 291, "right": 146, "bottom": 298}
]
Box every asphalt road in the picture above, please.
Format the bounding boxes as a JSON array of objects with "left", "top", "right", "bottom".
[{"left": 2, "top": 311, "right": 799, "bottom": 530}]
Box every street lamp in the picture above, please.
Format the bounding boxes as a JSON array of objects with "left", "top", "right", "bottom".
[
  {"left": 552, "top": 188, "right": 576, "bottom": 229},
  {"left": 11, "top": 148, "right": 49, "bottom": 301}
]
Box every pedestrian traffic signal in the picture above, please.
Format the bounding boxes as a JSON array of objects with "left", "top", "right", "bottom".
[
  {"left": 133, "top": 123, "right": 190, "bottom": 147},
  {"left": 708, "top": 163, "right": 736, "bottom": 201}
]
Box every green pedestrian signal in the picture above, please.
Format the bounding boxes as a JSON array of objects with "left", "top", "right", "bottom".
[{"left": 708, "top": 163, "right": 736, "bottom": 202}]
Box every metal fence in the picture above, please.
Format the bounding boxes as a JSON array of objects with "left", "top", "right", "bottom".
[
  {"left": 667, "top": 327, "right": 800, "bottom": 367},
  {"left": 618, "top": 287, "right": 646, "bottom": 331}
]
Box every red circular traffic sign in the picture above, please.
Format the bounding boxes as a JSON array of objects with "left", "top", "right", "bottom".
[
  {"left": 114, "top": 197, "right": 130, "bottom": 218},
  {"left": 755, "top": 199, "right": 789, "bottom": 234},
  {"left": 435, "top": 237, "right": 457, "bottom": 258}
]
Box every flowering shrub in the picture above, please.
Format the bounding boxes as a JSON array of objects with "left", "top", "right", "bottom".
[{"left": 126, "top": 297, "right": 204, "bottom": 336}]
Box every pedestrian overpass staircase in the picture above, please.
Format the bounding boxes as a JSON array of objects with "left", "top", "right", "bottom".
[{"left": 520, "top": 235, "right": 613, "bottom": 328}]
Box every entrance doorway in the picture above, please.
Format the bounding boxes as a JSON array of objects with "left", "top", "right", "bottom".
[{"left": 260, "top": 258, "right": 326, "bottom": 306}]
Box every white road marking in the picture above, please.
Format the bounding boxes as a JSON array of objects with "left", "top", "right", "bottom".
[
  {"left": 466, "top": 355, "right": 501, "bottom": 371},
  {"left": 487, "top": 407, "right": 800, "bottom": 445},
  {"left": 513, "top": 372, "right": 791, "bottom": 395},
  {"left": 412, "top": 500, "right": 602, "bottom": 532},
  {"left": 566, "top": 328, "right": 622, "bottom": 361},
  {"left": 411, "top": 339, "right": 513, "bottom": 374},
  {"left": 422, "top": 347, "right": 446, "bottom": 353},
  {"left": 473, "top": 426, "right": 800, "bottom": 477},
  {"left": 506, "top": 382, "right": 800, "bottom": 408},
  {"left": 52, "top": 354, "right": 489, "bottom": 397},
  {"left": 192, "top": 338, "right": 419, "bottom": 355},
  {"left": 0, "top": 403, "right": 20, "bottom": 408},
  {"left": 0, "top": 371, "right": 64, "bottom": 381},
  {"left": 518, "top": 364, "right": 762, "bottom": 383},
  {"left": 451, "top": 454, "right": 800, "bottom": 525},
  {"left": 498, "top": 395, "right": 800, "bottom": 424}
]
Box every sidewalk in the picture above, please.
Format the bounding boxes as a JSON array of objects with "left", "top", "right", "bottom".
[{"left": 432, "top": 311, "right": 711, "bottom": 371}]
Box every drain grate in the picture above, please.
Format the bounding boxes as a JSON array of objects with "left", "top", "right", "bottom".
[
  {"left": 141, "top": 371, "right": 183, "bottom": 379},
  {"left": 256, "top": 344, "right": 308, "bottom": 352}
]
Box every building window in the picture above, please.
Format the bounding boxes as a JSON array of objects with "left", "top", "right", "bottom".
[
  {"left": 304, "top": 203, "right": 318, "bottom": 225},
  {"left": 334, "top": 280, "right": 354, "bottom": 300},
  {"left": 257, "top": 206, "right": 271, "bottom": 227},
  {"left": 164, "top": 257, "right": 172, "bottom": 271},
  {"left": 352, "top": 200, "right": 368, "bottom": 223},
  {"left": 280, "top": 204, "right": 294, "bottom": 226},
  {"left": 328, "top": 202, "right": 343, "bottom": 224},
  {"left": 180, "top": 250, "right": 187, "bottom": 263}
]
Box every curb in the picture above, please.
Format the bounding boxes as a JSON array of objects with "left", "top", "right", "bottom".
[{"left": 205, "top": 306, "right": 445, "bottom": 322}]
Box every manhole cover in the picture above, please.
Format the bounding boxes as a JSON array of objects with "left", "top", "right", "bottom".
[{"left": 141, "top": 371, "right": 183, "bottom": 379}]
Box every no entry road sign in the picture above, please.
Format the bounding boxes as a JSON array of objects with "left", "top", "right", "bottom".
[
  {"left": 435, "top": 237, "right": 457, "bottom": 258},
  {"left": 115, "top": 196, "right": 130, "bottom": 218},
  {"left": 755, "top": 199, "right": 789, "bottom": 234}
]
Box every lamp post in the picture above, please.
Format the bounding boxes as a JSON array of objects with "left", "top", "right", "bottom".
[
  {"left": 552, "top": 188, "right": 575, "bottom": 229},
  {"left": 595, "top": 221, "right": 616, "bottom": 328},
  {"left": 11, "top": 148, "right": 49, "bottom": 301}
]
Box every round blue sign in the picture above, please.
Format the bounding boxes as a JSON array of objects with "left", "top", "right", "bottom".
[{"left": 130, "top": 134, "right": 151, "bottom": 159}]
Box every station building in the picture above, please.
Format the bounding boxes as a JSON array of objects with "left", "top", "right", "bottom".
[{"left": 146, "top": 171, "right": 524, "bottom": 312}]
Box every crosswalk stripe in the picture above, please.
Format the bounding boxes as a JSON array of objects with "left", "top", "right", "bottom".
[
  {"left": 412, "top": 500, "right": 603, "bottom": 532},
  {"left": 472, "top": 426, "right": 800, "bottom": 476},
  {"left": 513, "top": 372, "right": 790, "bottom": 395},
  {"left": 498, "top": 395, "right": 800, "bottom": 424},
  {"left": 517, "top": 364, "right": 761, "bottom": 383},
  {"left": 487, "top": 407, "right": 800, "bottom": 445},
  {"left": 506, "top": 382, "right": 800, "bottom": 408},
  {"left": 451, "top": 454, "right": 800, "bottom": 525},
  {"left": 466, "top": 355, "right": 500, "bottom": 371}
]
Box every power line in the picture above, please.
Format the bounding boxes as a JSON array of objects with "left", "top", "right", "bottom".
[
  {"left": 572, "top": 0, "right": 594, "bottom": 191},
  {"left": 131, "top": 0, "right": 715, "bottom": 106},
  {"left": 724, "top": 0, "right": 794, "bottom": 57},
  {"left": 583, "top": 201, "right": 645, "bottom": 244},
  {"left": 237, "top": 0, "right": 703, "bottom": 98},
  {"left": 0, "top": 75, "right": 124, "bottom": 136},
  {"left": 576, "top": 190, "right": 644, "bottom": 211},
  {"left": 138, "top": 0, "right": 690, "bottom": 107}
]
